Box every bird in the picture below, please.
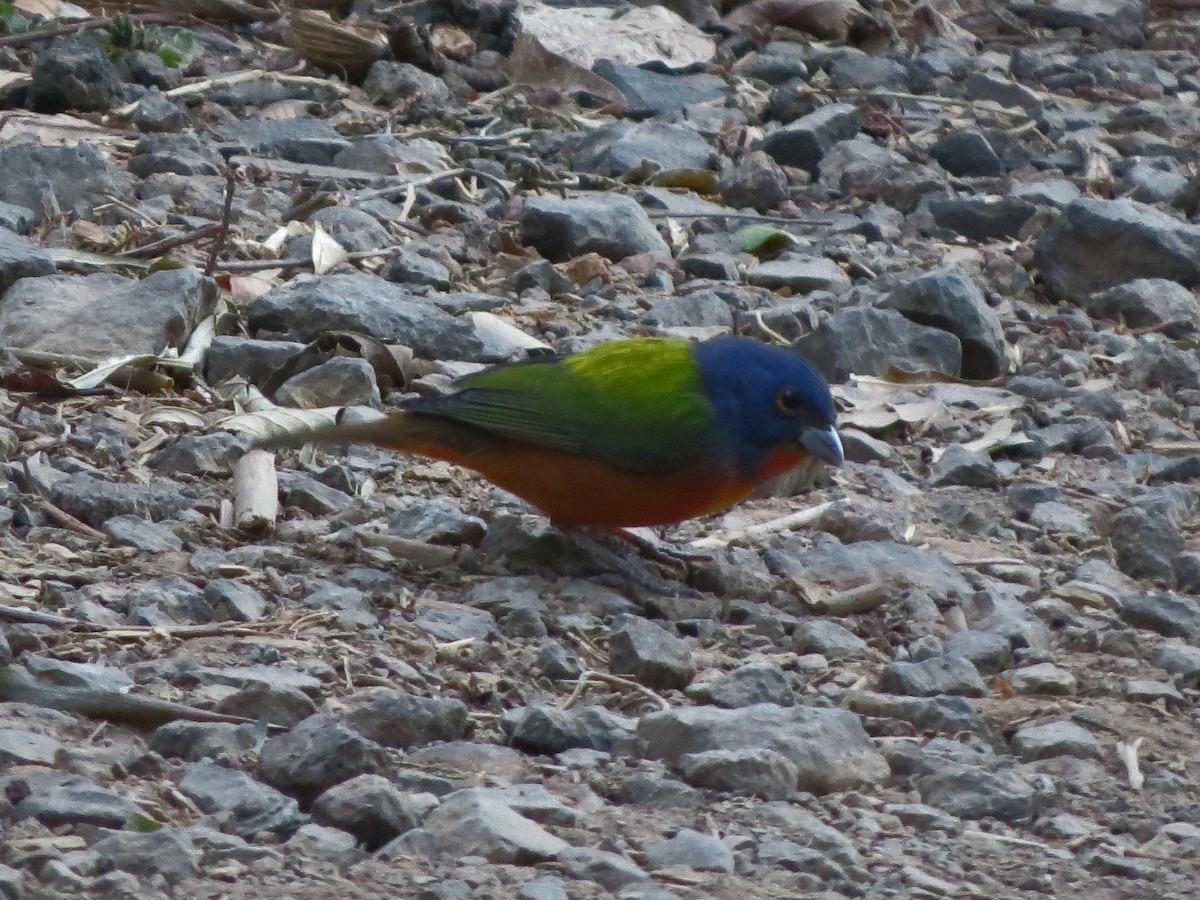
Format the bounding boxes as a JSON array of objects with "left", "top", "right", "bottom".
[{"left": 260, "top": 335, "right": 843, "bottom": 529}]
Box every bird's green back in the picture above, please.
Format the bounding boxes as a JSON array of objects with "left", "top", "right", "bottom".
[{"left": 410, "top": 337, "right": 721, "bottom": 474}]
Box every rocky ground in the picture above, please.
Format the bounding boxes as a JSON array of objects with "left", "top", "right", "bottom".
[{"left": 3, "top": 0, "right": 1200, "bottom": 897}]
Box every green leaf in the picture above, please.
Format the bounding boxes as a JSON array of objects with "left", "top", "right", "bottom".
[
  {"left": 124, "top": 812, "right": 165, "bottom": 833},
  {"left": 158, "top": 31, "right": 194, "bottom": 69},
  {"left": 736, "top": 224, "right": 795, "bottom": 258}
]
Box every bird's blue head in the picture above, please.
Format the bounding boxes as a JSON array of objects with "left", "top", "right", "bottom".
[{"left": 695, "top": 336, "right": 843, "bottom": 474}]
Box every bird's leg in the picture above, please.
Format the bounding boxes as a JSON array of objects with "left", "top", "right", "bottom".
[{"left": 590, "top": 526, "right": 713, "bottom": 569}]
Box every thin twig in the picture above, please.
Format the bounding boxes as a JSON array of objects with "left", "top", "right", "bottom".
[
  {"left": 211, "top": 244, "right": 411, "bottom": 274},
  {"left": 22, "top": 459, "right": 109, "bottom": 542},
  {"left": 119, "top": 223, "right": 222, "bottom": 260},
  {"left": 562, "top": 669, "right": 671, "bottom": 712},
  {"left": 205, "top": 168, "right": 238, "bottom": 277}
]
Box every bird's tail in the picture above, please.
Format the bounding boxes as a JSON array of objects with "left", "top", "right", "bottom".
[{"left": 255, "top": 409, "right": 499, "bottom": 461}]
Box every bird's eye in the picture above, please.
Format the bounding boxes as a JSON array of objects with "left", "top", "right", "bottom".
[{"left": 775, "top": 387, "right": 803, "bottom": 414}]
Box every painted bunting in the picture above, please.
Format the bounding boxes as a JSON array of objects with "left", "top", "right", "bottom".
[{"left": 262, "top": 336, "right": 842, "bottom": 528}]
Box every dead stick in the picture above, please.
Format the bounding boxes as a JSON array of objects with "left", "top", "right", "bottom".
[
  {"left": 205, "top": 168, "right": 238, "bottom": 277},
  {"left": 120, "top": 223, "right": 222, "bottom": 260}
]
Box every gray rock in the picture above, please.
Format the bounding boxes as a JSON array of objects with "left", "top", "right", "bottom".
[
  {"left": 590, "top": 61, "right": 726, "bottom": 118},
  {"left": 1152, "top": 642, "right": 1200, "bottom": 686},
  {"left": 0, "top": 864, "right": 22, "bottom": 900},
  {"left": 363, "top": 61, "right": 451, "bottom": 109},
  {"left": 258, "top": 714, "right": 390, "bottom": 803},
  {"left": 90, "top": 830, "right": 198, "bottom": 886},
  {"left": 216, "top": 117, "right": 351, "bottom": 166},
  {"left": 216, "top": 681, "right": 316, "bottom": 728},
  {"left": 204, "top": 579, "right": 268, "bottom": 622},
  {"left": 343, "top": 688, "right": 469, "bottom": 750},
  {"left": 1112, "top": 503, "right": 1183, "bottom": 582},
  {"left": 248, "top": 274, "right": 481, "bottom": 360},
  {"left": 0, "top": 729, "right": 63, "bottom": 766},
  {"left": 1084, "top": 279, "right": 1200, "bottom": 337},
  {"left": 641, "top": 291, "right": 734, "bottom": 330},
  {"left": 130, "top": 88, "right": 188, "bottom": 132},
  {"left": 277, "top": 471, "right": 353, "bottom": 516},
  {"left": 1124, "top": 678, "right": 1184, "bottom": 706},
  {"left": 964, "top": 71, "right": 1043, "bottom": 112},
  {"left": 149, "top": 721, "right": 260, "bottom": 761},
  {"left": 931, "top": 128, "right": 1003, "bottom": 177},
  {"left": 0, "top": 268, "right": 218, "bottom": 357},
  {"left": 0, "top": 202, "right": 35, "bottom": 235},
  {"left": 519, "top": 875, "right": 570, "bottom": 900},
  {"left": 101, "top": 515, "right": 183, "bottom": 553},
  {"left": 678, "top": 747, "right": 799, "bottom": 799},
  {"left": 424, "top": 789, "right": 569, "bottom": 863},
  {"left": 148, "top": 432, "right": 250, "bottom": 477},
  {"left": 285, "top": 822, "right": 364, "bottom": 866},
  {"left": 1035, "top": 198, "right": 1200, "bottom": 303},
  {"left": 203, "top": 336, "right": 306, "bottom": 387},
  {"left": 30, "top": 35, "right": 124, "bottom": 113},
  {"left": 275, "top": 356, "right": 382, "bottom": 409},
  {"left": 14, "top": 778, "right": 140, "bottom": 828},
  {"left": 918, "top": 765, "right": 1035, "bottom": 821},
  {"left": 311, "top": 774, "right": 421, "bottom": 850},
  {"left": 573, "top": 122, "right": 716, "bottom": 177},
  {"left": 1121, "top": 592, "right": 1200, "bottom": 639},
  {"left": 128, "top": 132, "right": 223, "bottom": 178},
  {"left": 1003, "top": 662, "right": 1077, "bottom": 695},
  {"left": 179, "top": 760, "right": 303, "bottom": 838},
  {"left": 794, "top": 619, "right": 868, "bottom": 659},
  {"left": 639, "top": 703, "right": 886, "bottom": 794},
  {"left": 309, "top": 206, "right": 391, "bottom": 253},
  {"left": 1120, "top": 161, "right": 1189, "bottom": 205},
  {"left": 609, "top": 617, "right": 695, "bottom": 690},
  {"left": 616, "top": 772, "right": 703, "bottom": 809},
  {"left": 24, "top": 655, "right": 133, "bottom": 692},
  {"left": 1012, "top": 721, "right": 1102, "bottom": 761},
  {"left": 938, "top": 192, "right": 1040, "bottom": 245},
  {"left": 388, "top": 501, "right": 486, "bottom": 546},
  {"left": 881, "top": 654, "right": 987, "bottom": 697},
  {"left": 0, "top": 143, "right": 134, "bottom": 225},
  {"left": 795, "top": 307, "right": 962, "bottom": 382},
  {"left": 0, "top": 227, "right": 55, "bottom": 296},
  {"left": 762, "top": 104, "right": 861, "bottom": 175},
  {"left": 698, "top": 662, "right": 794, "bottom": 708},
  {"left": 505, "top": 704, "right": 634, "bottom": 754},
  {"left": 883, "top": 265, "right": 1007, "bottom": 379},
  {"left": 769, "top": 539, "right": 973, "bottom": 602},
  {"left": 534, "top": 644, "right": 584, "bottom": 681},
  {"left": 414, "top": 605, "right": 496, "bottom": 641},
  {"left": 718, "top": 151, "right": 788, "bottom": 213},
  {"left": 644, "top": 828, "right": 734, "bottom": 872},
  {"left": 930, "top": 445, "right": 1000, "bottom": 488},
  {"left": 380, "top": 248, "right": 452, "bottom": 290},
  {"left": 557, "top": 846, "right": 648, "bottom": 890},
  {"left": 521, "top": 195, "right": 669, "bottom": 262},
  {"left": 1028, "top": 501, "right": 1092, "bottom": 535},
  {"left": 334, "top": 135, "right": 453, "bottom": 176},
  {"left": 746, "top": 256, "right": 851, "bottom": 294},
  {"left": 943, "top": 630, "right": 1012, "bottom": 674}
]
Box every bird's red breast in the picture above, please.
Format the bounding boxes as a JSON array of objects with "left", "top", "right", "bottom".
[{"left": 399, "top": 437, "right": 797, "bottom": 528}]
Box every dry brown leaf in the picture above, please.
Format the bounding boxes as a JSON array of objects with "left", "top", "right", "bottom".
[
  {"left": 506, "top": 32, "right": 625, "bottom": 112},
  {"left": 282, "top": 9, "right": 389, "bottom": 81},
  {"left": 431, "top": 23, "right": 476, "bottom": 60},
  {"left": 557, "top": 253, "right": 613, "bottom": 286},
  {"left": 724, "top": 0, "right": 862, "bottom": 40}
]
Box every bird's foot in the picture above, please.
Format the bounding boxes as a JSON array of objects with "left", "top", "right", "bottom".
[{"left": 603, "top": 527, "right": 713, "bottom": 569}]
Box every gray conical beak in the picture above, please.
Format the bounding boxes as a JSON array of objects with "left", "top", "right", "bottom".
[{"left": 800, "top": 424, "right": 844, "bottom": 466}]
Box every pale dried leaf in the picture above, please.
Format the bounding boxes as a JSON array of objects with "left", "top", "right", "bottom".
[
  {"left": 67, "top": 354, "right": 159, "bottom": 391},
  {"left": 506, "top": 32, "right": 626, "bottom": 111},
  {"left": 141, "top": 408, "right": 208, "bottom": 429},
  {"left": 218, "top": 407, "right": 344, "bottom": 440},
  {"left": 514, "top": 2, "right": 714, "bottom": 70},
  {"left": 471, "top": 312, "right": 552, "bottom": 353},
  {"left": 311, "top": 221, "right": 348, "bottom": 275}
]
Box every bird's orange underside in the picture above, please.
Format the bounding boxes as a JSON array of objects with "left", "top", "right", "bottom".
[{"left": 392, "top": 439, "right": 810, "bottom": 528}]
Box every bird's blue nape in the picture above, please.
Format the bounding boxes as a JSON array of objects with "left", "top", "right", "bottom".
[{"left": 694, "top": 336, "right": 838, "bottom": 472}]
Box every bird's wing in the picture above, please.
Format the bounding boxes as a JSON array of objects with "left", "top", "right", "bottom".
[{"left": 408, "top": 338, "right": 724, "bottom": 474}]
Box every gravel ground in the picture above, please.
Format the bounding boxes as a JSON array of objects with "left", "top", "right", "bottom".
[{"left": 3, "top": 0, "right": 1200, "bottom": 898}]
